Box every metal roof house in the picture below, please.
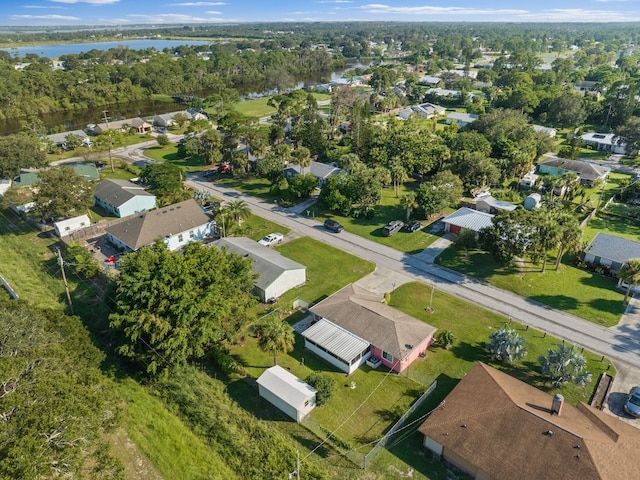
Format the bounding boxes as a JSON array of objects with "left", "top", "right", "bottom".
[
  {"left": 105, "top": 199, "right": 213, "bottom": 252},
  {"left": 583, "top": 233, "right": 640, "bottom": 274},
  {"left": 472, "top": 194, "right": 517, "bottom": 214},
  {"left": 442, "top": 207, "right": 494, "bottom": 235},
  {"left": 53, "top": 214, "right": 91, "bottom": 238},
  {"left": 419, "top": 362, "right": 640, "bottom": 480},
  {"left": 94, "top": 179, "right": 157, "bottom": 218},
  {"left": 580, "top": 133, "right": 626, "bottom": 155},
  {"left": 213, "top": 237, "right": 306, "bottom": 302},
  {"left": 256, "top": 366, "right": 316, "bottom": 422},
  {"left": 303, "top": 284, "right": 436, "bottom": 375},
  {"left": 446, "top": 112, "right": 479, "bottom": 127}
]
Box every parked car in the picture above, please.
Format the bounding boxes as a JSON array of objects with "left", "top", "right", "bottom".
[
  {"left": 624, "top": 386, "right": 640, "bottom": 417},
  {"left": 201, "top": 201, "right": 220, "bottom": 212},
  {"left": 382, "top": 220, "right": 404, "bottom": 237},
  {"left": 203, "top": 169, "right": 216, "bottom": 178},
  {"left": 217, "top": 163, "right": 232, "bottom": 174},
  {"left": 258, "top": 233, "right": 284, "bottom": 247},
  {"left": 324, "top": 219, "right": 344, "bottom": 233},
  {"left": 405, "top": 220, "right": 422, "bottom": 233}
]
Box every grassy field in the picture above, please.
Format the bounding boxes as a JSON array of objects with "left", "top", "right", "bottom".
[
  {"left": 143, "top": 144, "right": 210, "bottom": 172},
  {"left": 232, "top": 92, "right": 331, "bottom": 119},
  {"left": 438, "top": 247, "right": 625, "bottom": 326}
]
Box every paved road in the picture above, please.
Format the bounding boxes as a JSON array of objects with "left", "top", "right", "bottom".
[{"left": 187, "top": 176, "right": 640, "bottom": 372}]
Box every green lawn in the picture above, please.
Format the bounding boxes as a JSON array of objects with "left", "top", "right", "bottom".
[
  {"left": 144, "top": 145, "right": 210, "bottom": 172},
  {"left": 233, "top": 97, "right": 277, "bottom": 118},
  {"left": 229, "top": 214, "right": 290, "bottom": 242},
  {"left": 438, "top": 247, "right": 625, "bottom": 326}
]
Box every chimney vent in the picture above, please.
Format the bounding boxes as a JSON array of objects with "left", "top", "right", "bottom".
[{"left": 551, "top": 394, "right": 564, "bottom": 416}]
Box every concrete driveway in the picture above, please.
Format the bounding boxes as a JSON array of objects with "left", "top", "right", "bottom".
[{"left": 412, "top": 233, "right": 454, "bottom": 264}]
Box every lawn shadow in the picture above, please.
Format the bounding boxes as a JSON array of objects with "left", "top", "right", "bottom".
[
  {"left": 449, "top": 340, "right": 489, "bottom": 363},
  {"left": 529, "top": 294, "right": 580, "bottom": 311}
]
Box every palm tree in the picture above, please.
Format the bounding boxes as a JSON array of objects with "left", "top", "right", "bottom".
[
  {"left": 617, "top": 258, "right": 640, "bottom": 304},
  {"left": 292, "top": 146, "right": 311, "bottom": 175},
  {"left": 539, "top": 343, "right": 592, "bottom": 388},
  {"left": 554, "top": 212, "right": 582, "bottom": 271},
  {"left": 390, "top": 160, "right": 408, "bottom": 198},
  {"left": 487, "top": 327, "right": 527, "bottom": 362},
  {"left": 255, "top": 317, "right": 295, "bottom": 366},
  {"left": 400, "top": 191, "right": 419, "bottom": 221},
  {"left": 434, "top": 330, "right": 456, "bottom": 350},
  {"left": 223, "top": 200, "right": 251, "bottom": 226}
]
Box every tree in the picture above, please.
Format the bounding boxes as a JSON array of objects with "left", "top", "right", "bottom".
[
  {"left": 140, "top": 162, "right": 185, "bottom": 196},
  {"left": 63, "top": 133, "right": 85, "bottom": 151},
  {"left": 617, "top": 259, "right": 640, "bottom": 304},
  {"left": 64, "top": 241, "right": 101, "bottom": 278},
  {"left": 547, "top": 94, "right": 586, "bottom": 128},
  {"left": 614, "top": 117, "right": 640, "bottom": 157},
  {"left": 416, "top": 170, "right": 463, "bottom": 218},
  {"left": 156, "top": 134, "right": 170, "bottom": 147},
  {"left": 434, "top": 330, "right": 456, "bottom": 350},
  {"left": 389, "top": 160, "right": 408, "bottom": 198},
  {"left": 454, "top": 229, "right": 478, "bottom": 255},
  {"left": 93, "top": 129, "right": 125, "bottom": 173},
  {"left": 305, "top": 372, "right": 336, "bottom": 406},
  {"left": 0, "top": 300, "right": 123, "bottom": 479},
  {"left": 554, "top": 212, "right": 582, "bottom": 270},
  {"left": 255, "top": 317, "right": 295, "bottom": 366},
  {"left": 33, "top": 166, "right": 94, "bottom": 221},
  {"left": 287, "top": 173, "right": 318, "bottom": 199},
  {"left": 0, "top": 134, "right": 47, "bottom": 179},
  {"left": 400, "top": 191, "right": 419, "bottom": 221},
  {"left": 291, "top": 146, "right": 312, "bottom": 174},
  {"left": 487, "top": 327, "right": 527, "bottom": 362},
  {"left": 109, "top": 241, "right": 256, "bottom": 374},
  {"left": 479, "top": 209, "right": 537, "bottom": 265},
  {"left": 173, "top": 112, "right": 189, "bottom": 128},
  {"left": 539, "top": 343, "right": 592, "bottom": 388},
  {"left": 223, "top": 200, "right": 251, "bottom": 226}
]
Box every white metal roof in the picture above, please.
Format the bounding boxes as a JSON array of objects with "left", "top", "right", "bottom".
[
  {"left": 443, "top": 207, "right": 494, "bottom": 232},
  {"left": 256, "top": 365, "right": 316, "bottom": 409},
  {"left": 302, "top": 318, "right": 369, "bottom": 363}
]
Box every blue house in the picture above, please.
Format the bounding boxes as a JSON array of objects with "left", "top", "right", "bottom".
[{"left": 94, "top": 179, "right": 156, "bottom": 218}]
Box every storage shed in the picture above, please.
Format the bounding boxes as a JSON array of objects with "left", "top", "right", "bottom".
[
  {"left": 256, "top": 366, "right": 316, "bottom": 422},
  {"left": 523, "top": 193, "right": 542, "bottom": 211}
]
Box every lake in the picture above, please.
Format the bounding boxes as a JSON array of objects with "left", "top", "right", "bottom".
[{"left": 1, "top": 39, "right": 211, "bottom": 58}]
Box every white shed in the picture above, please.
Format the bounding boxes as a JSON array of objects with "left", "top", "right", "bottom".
[
  {"left": 256, "top": 366, "right": 316, "bottom": 422},
  {"left": 54, "top": 214, "right": 91, "bottom": 238}
]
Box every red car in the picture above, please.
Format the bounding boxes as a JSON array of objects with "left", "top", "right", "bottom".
[{"left": 217, "top": 163, "right": 232, "bottom": 174}]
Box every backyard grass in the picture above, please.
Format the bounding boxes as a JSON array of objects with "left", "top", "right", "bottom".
[
  {"left": 583, "top": 213, "right": 640, "bottom": 243},
  {"left": 438, "top": 247, "right": 625, "bottom": 326},
  {"left": 233, "top": 97, "right": 277, "bottom": 118},
  {"left": 144, "top": 145, "right": 210, "bottom": 172}
]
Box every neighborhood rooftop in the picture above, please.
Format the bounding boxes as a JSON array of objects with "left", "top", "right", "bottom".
[
  {"left": 584, "top": 233, "right": 640, "bottom": 266},
  {"left": 256, "top": 365, "right": 316, "bottom": 409},
  {"left": 309, "top": 284, "right": 436, "bottom": 359},
  {"left": 443, "top": 207, "right": 494, "bottom": 232},
  {"left": 539, "top": 157, "right": 610, "bottom": 182},
  {"left": 94, "top": 179, "right": 155, "bottom": 208},
  {"left": 302, "top": 318, "right": 370, "bottom": 364}
]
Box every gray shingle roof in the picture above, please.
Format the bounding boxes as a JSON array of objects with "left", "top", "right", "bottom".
[
  {"left": 539, "top": 158, "right": 610, "bottom": 182},
  {"left": 105, "top": 199, "right": 209, "bottom": 250},
  {"left": 212, "top": 237, "right": 305, "bottom": 291},
  {"left": 309, "top": 284, "right": 436, "bottom": 359},
  {"left": 584, "top": 233, "right": 640, "bottom": 265},
  {"left": 95, "top": 179, "right": 155, "bottom": 208}
]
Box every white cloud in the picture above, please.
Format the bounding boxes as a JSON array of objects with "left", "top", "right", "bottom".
[
  {"left": 518, "top": 8, "right": 638, "bottom": 21},
  {"left": 11, "top": 14, "right": 81, "bottom": 20},
  {"left": 361, "top": 4, "right": 528, "bottom": 15},
  {"left": 126, "top": 13, "right": 236, "bottom": 23},
  {"left": 204, "top": 10, "right": 222, "bottom": 14},
  {"left": 24, "top": 5, "right": 63, "bottom": 8},
  {"left": 167, "top": 2, "right": 227, "bottom": 5},
  {"left": 50, "top": 0, "right": 119, "bottom": 4}
]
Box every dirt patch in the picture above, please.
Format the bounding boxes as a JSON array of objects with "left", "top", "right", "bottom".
[{"left": 106, "top": 427, "right": 164, "bottom": 480}]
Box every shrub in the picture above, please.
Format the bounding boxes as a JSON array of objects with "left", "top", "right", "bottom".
[{"left": 305, "top": 372, "right": 336, "bottom": 406}]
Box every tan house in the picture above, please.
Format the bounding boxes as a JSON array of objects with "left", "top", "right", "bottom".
[
  {"left": 93, "top": 117, "right": 152, "bottom": 134},
  {"left": 418, "top": 362, "right": 640, "bottom": 480}
]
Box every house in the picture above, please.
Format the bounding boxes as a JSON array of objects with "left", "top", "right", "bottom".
[
  {"left": 256, "top": 365, "right": 316, "bottom": 422},
  {"left": 93, "top": 117, "right": 152, "bottom": 135},
  {"left": 212, "top": 237, "right": 306, "bottom": 302},
  {"left": 442, "top": 207, "right": 494, "bottom": 235},
  {"left": 302, "top": 284, "right": 436, "bottom": 374},
  {"left": 532, "top": 124, "right": 557, "bottom": 137},
  {"left": 105, "top": 199, "right": 213, "bottom": 252},
  {"left": 153, "top": 112, "right": 182, "bottom": 128},
  {"left": 426, "top": 88, "right": 461, "bottom": 98},
  {"left": 94, "top": 179, "right": 157, "bottom": 218},
  {"left": 583, "top": 233, "right": 640, "bottom": 274},
  {"left": 405, "top": 102, "right": 446, "bottom": 119},
  {"left": 46, "top": 130, "right": 92, "bottom": 150},
  {"left": 417, "top": 75, "right": 441, "bottom": 86},
  {"left": 446, "top": 112, "right": 479, "bottom": 127},
  {"left": 283, "top": 161, "right": 342, "bottom": 187},
  {"left": 418, "top": 362, "right": 640, "bottom": 480},
  {"left": 580, "top": 133, "right": 626, "bottom": 155},
  {"left": 575, "top": 80, "right": 600, "bottom": 94},
  {"left": 12, "top": 163, "right": 100, "bottom": 188},
  {"left": 472, "top": 193, "right": 517, "bottom": 214},
  {"left": 538, "top": 157, "right": 610, "bottom": 186},
  {"left": 519, "top": 173, "right": 539, "bottom": 190},
  {"left": 53, "top": 214, "right": 91, "bottom": 238}
]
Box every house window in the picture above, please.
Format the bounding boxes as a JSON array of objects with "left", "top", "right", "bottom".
[
  {"left": 382, "top": 351, "right": 393, "bottom": 362},
  {"left": 189, "top": 230, "right": 195, "bottom": 238},
  {"left": 178, "top": 234, "right": 184, "bottom": 242},
  {"left": 304, "top": 400, "right": 309, "bottom": 407}
]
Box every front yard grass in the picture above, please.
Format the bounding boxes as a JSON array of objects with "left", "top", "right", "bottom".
[
  {"left": 438, "top": 247, "right": 625, "bottom": 326},
  {"left": 143, "top": 145, "right": 209, "bottom": 172}
]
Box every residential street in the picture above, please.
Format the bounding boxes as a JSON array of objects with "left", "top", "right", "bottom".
[{"left": 187, "top": 176, "right": 640, "bottom": 375}]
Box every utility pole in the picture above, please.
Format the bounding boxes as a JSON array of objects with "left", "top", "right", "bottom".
[
  {"left": 102, "top": 110, "right": 115, "bottom": 173},
  {"left": 57, "top": 248, "right": 74, "bottom": 315}
]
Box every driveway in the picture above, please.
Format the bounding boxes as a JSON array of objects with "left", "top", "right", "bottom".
[{"left": 412, "top": 233, "right": 454, "bottom": 264}]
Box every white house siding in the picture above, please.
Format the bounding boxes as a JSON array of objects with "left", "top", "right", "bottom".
[
  {"left": 424, "top": 437, "right": 443, "bottom": 456},
  {"left": 263, "top": 270, "right": 306, "bottom": 302},
  {"left": 164, "top": 223, "right": 213, "bottom": 251},
  {"left": 54, "top": 214, "right": 91, "bottom": 238},
  {"left": 258, "top": 385, "right": 302, "bottom": 421},
  {"left": 118, "top": 196, "right": 157, "bottom": 218},
  {"left": 303, "top": 340, "right": 365, "bottom": 375}
]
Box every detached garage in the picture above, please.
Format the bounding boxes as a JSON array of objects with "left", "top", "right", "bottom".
[
  {"left": 442, "top": 207, "right": 494, "bottom": 236},
  {"left": 256, "top": 365, "right": 317, "bottom": 422}
]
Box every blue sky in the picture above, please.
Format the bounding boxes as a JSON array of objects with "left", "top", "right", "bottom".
[{"left": 3, "top": 0, "right": 640, "bottom": 26}]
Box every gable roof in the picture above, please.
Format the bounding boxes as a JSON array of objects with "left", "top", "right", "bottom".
[
  {"left": 473, "top": 194, "right": 518, "bottom": 212},
  {"left": 443, "top": 207, "right": 494, "bottom": 232},
  {"left": 418, "top": 362, "right": 640, "bottom": 480},
  {"left": 94, "top": 179, "right": 155, "bottom": 208},
  {"left": 309, "top": 284, "right": 436, "bottom": 359},
  {"left": 283, "top": 161, "right": 342, "bottom": 180},
  {"left": 212, "top": 237, "right": 305, "bottom": 291},
  {"left": 585, "top": 233, "right": 640, "bottom": 265},
  {"left": 446, "top": 112, "right": 479, "bottom": 124},
  {"left": 53, "top": 214, "right": 90, "bottom": 236},
  {"left": 256, "top": 365, "right": 316, "bottom": 408},
  {"left": 105, "top": 199, "right": 209, "bottom": 250},
  {"left": 539, "top": 157, "right": 610, "bottom": 182}
]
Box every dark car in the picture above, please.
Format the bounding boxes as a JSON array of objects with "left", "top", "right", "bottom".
[
  {"left": 203, "top": 169, "right": 216, "bottom": 178},
  {"left": 405, "top": 220, "right": 422, "bottom": 233},
  {"left": 382, "top": 220, "right": 404, "bottom": 237},
  {"left": 324, "top": 219, "right": 344, "bottom": 233}
]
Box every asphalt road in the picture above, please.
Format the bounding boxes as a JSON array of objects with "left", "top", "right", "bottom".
[{"left": 187, "top": 175, "right": 640, "bottom": 373}]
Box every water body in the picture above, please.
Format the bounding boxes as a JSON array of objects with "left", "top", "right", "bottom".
[{"left": 1, "top": 39, "right": 211, "bottom": 58}]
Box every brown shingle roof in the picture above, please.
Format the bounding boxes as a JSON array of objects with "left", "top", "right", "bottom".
[
  {"left": 309, "top": 284, "right": 436, "bottom": 359},
  {"left": 105, "top": 199, "right": 210, "bottom": 250},
  {"left": 418, "top": 362, "right": 640, "bottom": 480}
]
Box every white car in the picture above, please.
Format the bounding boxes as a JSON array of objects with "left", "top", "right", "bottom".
[{"left": 258, "top": 233, "right": 284, "bottom": 247}]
